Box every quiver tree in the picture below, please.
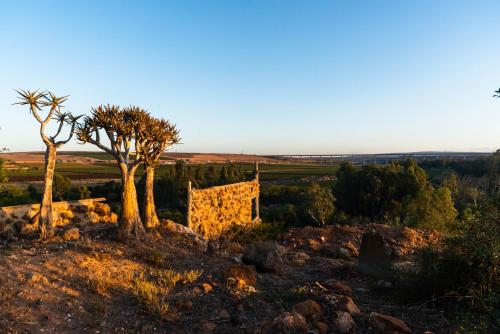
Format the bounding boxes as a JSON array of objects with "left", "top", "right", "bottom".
[
  {"left": 134, "top": 113, "right": 180, "bottom": 228},
  {"left": 15, "top": 90, "right": 80, "bottom": 239},
  {"left": 76, "top": 105, "right": 147, "bottom": 239}
]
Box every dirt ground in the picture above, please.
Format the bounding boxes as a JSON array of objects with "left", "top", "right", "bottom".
[{"left": 0, "top": 223, "right": 452, "bottom": 334}]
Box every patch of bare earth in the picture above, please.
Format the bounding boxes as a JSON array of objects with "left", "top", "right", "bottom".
[{"left": 0, "top": 223, "right": 449, "bottom": 333}]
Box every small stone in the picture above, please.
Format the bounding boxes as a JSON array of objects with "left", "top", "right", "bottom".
[
  {"left": 164, "top": 311, "right": 180, "bottom": 322},
  {"left": 335, "top": 296, "right": 361, "bottom": 316},
  {"left": 290, "top": 251, "right": 310, "bottom": 265},
  {"left": 309, "top": 239, "right": 322, "bottom": 251},
  {"left": 334, "top": 311, "right": 356, "bottom": 333},
  {"left": 293, "top": 299, "right": 321, "bottom": 319},
  {"left": 217, "top": 309, "right": 230, "bottom": 320},
  {"left": 314, "top": 321, "right": 329, "bottom": 334},
  {"left": 339, "top": 248, "right": 350, "bottom": 257},
  {"left": 326, "top": 280, "right": 352, "bottom": 296},
  {"left": 401, "top": 227, "right": 420, "bottom": 244},
  {"left": 227, "top": 242, "right": 245, "bottom": 253},
  {"left": 201, "top": 320, "right": 217, "bottom": 332},
  {"left": 177, "top": 300, "right": 193, "bottom": 311},
  {"left": 26, "top": 273, "right": 48, "bottom": 285},
  {"left": 376, "top": 280, "right": 392, "bottom": 288},
  {"left": 201, "top": 283, "right": 213, "bottom": 293},
  {"left": 63, "top": 228, "right": 80, "bottom": 241},
  {"left": 262, "top": 311, "right": 309, "bottom": 334},
  {"left": 344, "top": 241, "right": 359, "bottom": 257},
  {"left": 224, "top": 265, "right": 257, "bottom": 286},
  {"left": 369, "top": 312, "right": 411, "bottom": 334},
  {"left": 243, "top": 240, "right": 284, "bottom": 273}
]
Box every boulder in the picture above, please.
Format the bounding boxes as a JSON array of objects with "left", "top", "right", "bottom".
[
  {"left": 334, "top": 311, "right": 356, "bottom": 333},
  {"left": 63, "top": 228, "right": 80, "bottom": 241},
  {"left": 224, "top": 264, "right": 257, "bottom": 286},
  {"left": 161, "top": 220, "right": 207, "bottom": 249},
  {"left": 369, "top": 312, "right": 411, "bottom": 333},
  {"left": 262, "top": 311, "right": 309, "bottom": 334},
  {"left": 358, "top": 231, "right": 391, "bottom": 277},
  {"left": 93, "top": 202, "right": 111, "bottom": 215},
  {"left": 293, "top": 299, "right": 321, "bottom": 319},
  {"left": 243, "top": 240, "right": 284, "bottom": 273}
]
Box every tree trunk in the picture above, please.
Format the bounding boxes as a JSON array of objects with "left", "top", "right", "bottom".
[
  {"left": 144, "top": 166, "right": 160, "bottom": 229},
  {"left": 118, "top": 164, "right": 145, "bottom": 240},
  {"left": 39, "top": 145, "right": 57, "bottom": 239}
]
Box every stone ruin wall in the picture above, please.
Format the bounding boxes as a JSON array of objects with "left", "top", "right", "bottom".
[
  {"left": 0, "top": 198, "right": 117, "bottom": 236},
  {"left": 188, "top": 179, "right": 260, "bottom": 240}
]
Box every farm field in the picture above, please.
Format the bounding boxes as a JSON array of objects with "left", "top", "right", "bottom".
[{"left": 5, "top": 159, "right": 338, "bottom": 185}]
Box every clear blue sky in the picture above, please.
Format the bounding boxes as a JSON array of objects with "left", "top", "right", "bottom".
[{"left": 1, "top": 0, "right": 500, "bottom": 154}]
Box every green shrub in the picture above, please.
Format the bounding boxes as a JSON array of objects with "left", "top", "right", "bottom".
[
  {"left": 304, "top": 183, "right": 335, "bottom": 226},
  {"left": 225, "top": 221, "right": 287, "bottom": 243},
  {"left": 396, "top": 202, "right": 499, "bottom": 331},
  {"left": 0, "top": 186, "right": 34, "bottom": 206}
]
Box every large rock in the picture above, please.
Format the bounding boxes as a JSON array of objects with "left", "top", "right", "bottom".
[
  {"left": 369, "top": 312, "right": 411, "bottom": 333},
  {"left": 224, "top": 264, "right": 257, "bottom": 287},
  {"left": 262, "top": 311, "right": 309, "bottom": 334},
  {"left": 335, "top": 296, "right": 361, "bottom": 316},
  {"left": 334, "top": 311, "right": 356, "bottom": 333},
  {"left": 293, "top": 299, "right": 321, "bottom": 319},
  {"left": 161, "top": 220, "right": 207, "bottom": 249},
  {"left": 243, "top": 240, "right": 284, "bottom": 273},
  {"left": 358, "top": 231, "right": 391, "bottom": 277},
  {"left": 63, "top": 227, "right": 80, "bottom": 241}
]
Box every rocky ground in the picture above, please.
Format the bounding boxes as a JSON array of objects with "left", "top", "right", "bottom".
[{"left": 0, "top": 221, "right": 451, "bottom": 334}]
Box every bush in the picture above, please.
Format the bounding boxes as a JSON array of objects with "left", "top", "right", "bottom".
[
  {"left": 397, "top": 201, "right": 499, "bottom": 331},
  {"left": 0, "top": 186, "right": 34, "bottom": 206},
  {"left": 53, "top": 173, "right": 71, "bottom": 201},
  {"left": 225, "top": 221, "right": 287, "bottom": 243},
  {"left": 304, "top": 183, "right": 335, "bottom": 226}
]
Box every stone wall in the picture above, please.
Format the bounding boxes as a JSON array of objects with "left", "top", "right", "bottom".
[
  {"left": 0, "top": 198, "right": 117, "bottom": 236},
  {"left": 188, "top": 178, "right": 260, "bottom": 240}
]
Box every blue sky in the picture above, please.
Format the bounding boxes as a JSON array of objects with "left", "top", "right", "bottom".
[{"left": 1, "top": 0, "right": 500, "bottom": 154}]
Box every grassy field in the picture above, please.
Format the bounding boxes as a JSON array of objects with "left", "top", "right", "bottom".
[{"left": 7, "top": 161, "right": 338, "bottom": 185}]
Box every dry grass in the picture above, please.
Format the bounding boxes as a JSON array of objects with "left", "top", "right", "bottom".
[
  {"left": 131, "top": 273, "right": 170, "bottom": 317},
  {"left": 79, "top": 252, "right": 140, "bottom": 295},
  {"left": 131, "top": 268, "right": 202, "bottom": 317},
  {"left": 156, "top": 268, "right": 203, "bottom": 288}
]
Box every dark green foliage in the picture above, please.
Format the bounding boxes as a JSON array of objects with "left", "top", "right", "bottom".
[
  {"left": 261, "top": 204, "right": 300, "bottom": 226},
  {"left": 396, "top": 200, "right": 499, "bottom": 332},
  {"left": 53, "top": 173, "right": 71, "bottom": 201},
  {"left": 260, "top": 183, "right": 335, "bottom": 227},
  {"left": 261, "top": 185, "right": 303, "bottom": 206},
  {"left": 88, "top": 181, "right": 122, "bottom": 202},
  {"left": 0, "top": 186, "right": 34, "bottom": 206},
  {"left": 304, "top": 183, "right": 335, "bottom": 226},
  {"left": 333, "top": 160, "right": 457, "bottom": 230},
  {"left": 78, "top": 185, "right": 92, "bottom": 199},
  {"left": 0, "top": 159, "right": 8, "bottom": 184},
  {"left": 225, "top": 221, "right": 287, "bottom": 243}
]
